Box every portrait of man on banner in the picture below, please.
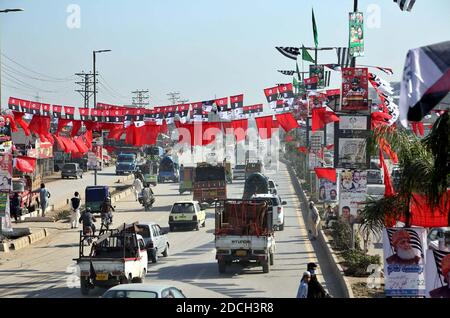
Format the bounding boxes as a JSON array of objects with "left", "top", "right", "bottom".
[
  {"left": 0, "top": 116, "right": 12, "bottom": 146},
  {"left": 349, "top": 12, "right": 364, "bottom": 57},
  {"left": 341, "top": 68, "right": 369, "bottom": 111}
]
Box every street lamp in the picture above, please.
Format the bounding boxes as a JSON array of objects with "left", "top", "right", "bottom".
[
  {"left": 92, "top": 49, "right": 111, "bottom": 186},
  {"left": 93, "top": 49, "right": 111, "bottom": 109},
  {"left": 0, "top": 8, "right": 24, "bottom": 111}
]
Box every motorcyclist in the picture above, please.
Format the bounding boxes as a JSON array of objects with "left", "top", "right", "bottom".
[
  {"left": 141, "top": 186, "right": 154, "bottom": 211},
  {"left": 100, "top": 196, "right": 115, "bottom": 224},
  {"left": 79, "top": 207, "right": 97, "bottom": 235}
]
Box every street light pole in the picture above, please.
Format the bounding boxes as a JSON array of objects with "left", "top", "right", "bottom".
[{"left": 92, "top": 50, "right": 111, "bottom": 186}]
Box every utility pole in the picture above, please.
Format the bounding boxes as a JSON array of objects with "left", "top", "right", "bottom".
[
  {"left": 179, "top": 99, "right": 189, "bottom": 104},
  {"left": 167, "top": 92, "right": 180, "bottom": 105},
  {"left": 75, "top": 71, "right": 95, "bottom": 109},
  {"left": 131, "top": 89, "right": 150, "bottom": 108}
]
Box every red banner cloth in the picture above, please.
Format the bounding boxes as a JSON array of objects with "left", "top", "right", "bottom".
[
  {"left": 255, "top": 115, "right": 278, "bottom": 139},
  {"left": 312, "top": 107, "right": 339, "bottom": 132},
  {"left": 54, "top": 135, "right": 67, "bottom": 152},
  {"left": 379, "top": 149, "right": 395, "bottom": 197},
  {"left": 12, "top": 112, "right": 29, "bottom": 135},
  {"left": 230, "top": 119, "right": 248, "bottom": 143},
  {"left": 56, "top": 118, "right": 72, "bottom": 135},
  {"left": 107, "top": 126, "right": 125, "bottom": 140},
  {"left": 28, "top": 115, "right": 50, "bottom": 141},
  {"left": 275, "top": 113, "right": 300, "bottom": 132},
  {"left": 73, "top": 137, "right": 89, "bottom": 154},
  {"left": 409, "top": 190, "right": 450, "bottom": 227},
  {"left": 15, "top": 156, "right": 37, "bottom": 173},
  {"left": 314, "top": 168, "right": 337, "bottom": 183},
  {"left": 71, "top": 120, "right": 82, "bottom": 137},
  {"left": 142, "top": 122, "right": 160, "bottom": 146}
]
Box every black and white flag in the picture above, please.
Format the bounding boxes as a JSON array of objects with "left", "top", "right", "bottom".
[
  {"left": 324, "top": 71, "right": 331, "bottom": 87},
  {"left": 278, "top": 70, "right": 296, "bottom": 76},
  {"left": 275, "top": 47, "right": 300, "bottom": 60},
  {"left": 336, "top": 47, "right": 351, "bottom": 68},
  {"left": 399, "top": 41, "right": 450, "bottom": 126},
  {"left": 393, "top": 0, "right": 416, "bottom": 12}
]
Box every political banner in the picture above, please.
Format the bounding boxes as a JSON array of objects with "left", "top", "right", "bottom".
[
  {"left": 0, "top": 116, "right": 12, "bottom": 147},
  {"left": 341, "top": 67, "right": 369, "bottom": 111},
  {"left": 309, "top": 65, "right": 325, "bottom": 88},
  {"left": 426, "top": 247, "right": 450, "bottom": 298},
  {"left": 0, "top": 154, "right": 12, "bottom": 192},
  {"left": 384, "top": 228, "right": 427, "bottom": 297},
  {"left": 349, "top": 12, "right": 364, "bottom": 57},
  {"left": 339, "top": 169, "right": 367, "bottom": 221},
  {"left": 318, "top": 178, "right": 338, "bottom": 202},
  {"left": 304, "top": 77, "right": 318, "bottom": 90}
]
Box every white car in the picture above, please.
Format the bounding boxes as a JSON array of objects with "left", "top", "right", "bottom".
[
  {"left": 268, "top": 179, "right": 278, "bottom": 195},
  {"left": 102, "top": 284, "right": 186, "bottom": 298},
  {"left": 252, "top": 194, "right": 286, "bottom": 231},
  {"left": 367, "top": 184, "right": 385, "bottom": 201},
  {"left": 233, "top": 164, "right": 246, "bottom": 180},
  {"left": 428, "top": 227, "right": 450, "bottom": 251}
]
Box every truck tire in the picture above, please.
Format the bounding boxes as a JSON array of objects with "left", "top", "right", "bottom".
[
  {"left": 151, "top": 250, "right": 158, "bottom": 263},
  {"left": 269, "top": 252, "right": 274, "bottom": 266},
  {"left": 162, "top": 244, "right": 169, "bottom": 257},
  {"left": 80, "top": 278, "right": 90, "bottom": 296},
  {"left": 262, "top": 260, "right": 270, "bottom": 273},
  {"left": 218, "top": 261, "right": 226, "bottom": 274}
]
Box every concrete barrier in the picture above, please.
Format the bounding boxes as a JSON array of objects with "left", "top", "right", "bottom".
[
  {"left": 2, "top": 229, "right": 49, "bottom": 253},
  {"left": 28, "top": 230, "right": 47, "bottom": 244},
  {"left": 23, "top": 217, "right": 55, "bottom": 223},
  {"left": 11, "top": 236, "right": 31, "bottom": 251},
  {"left": 282, "top": 157, "right": 354, "bottom": 298},
  {"left": 0, "top": 242, "right": 10, "bottom": 252}
]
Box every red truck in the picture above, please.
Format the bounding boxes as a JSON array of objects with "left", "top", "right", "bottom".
[
  {"left": 193, "top": 163, "right": 227, "bottom": 204},
  {"left": 11, "top": 175, "right": 40, "bottom": 214}
]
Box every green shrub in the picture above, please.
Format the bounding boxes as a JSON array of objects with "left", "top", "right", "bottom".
[
  {"left": 330, "top": 219, "right": 352, "bottom": 250},
  {"left": 54, "top": 209, "right": 71, "bottom": 221},
  {"left": 342, "top": 249, "right": 381, "bottom": 277}
]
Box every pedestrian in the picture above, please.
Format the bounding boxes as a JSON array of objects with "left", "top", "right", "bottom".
[
  {"left": 38, "top": 183, "right": 51, "bottom": 217},
  {"left": 133, "top": 177, "right": 143, "bottom": 201},
  {"left": 306, "top": 262, "right": 330, "bottom": 298},
  {"left": 79, "top": 207, "right": 97, "bottom": 235},
  {"left": 70, "top": 191, "right": 81, "bottom": 229},
  {"left": 296, "top": 271, "right": 311, "bottom": 298},
  {"left": 10, "top": 192, "right": 21, "bottom": 223},
  {"left": 309, "top": 201, "right": 320, "bottom": 240}
]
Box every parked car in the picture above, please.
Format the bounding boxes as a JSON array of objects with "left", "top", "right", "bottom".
[
  {"left": 367, "top": 169, "right": 383, "bottom": 185},
  {"left": 136, "top": 222, "right": 170, "bottom": 263},
  {"left": 102, "top": 284, "right": 186, "bottom": 298},
  {"left": 61, "top": 163, "right": 83, "bottom": 179},
  {"left": 367, "top": 184, "right": 385, "bottom": 201},
  {"left": 233, "top": 164, "right": 246, "bottom": 180},
  {"left": 252, "top": 193, "right": 286, "bottom": 231},
  {"left": 268, "top": 179, "right": 278, "bottom": 195},
  {"left": 428, "top": 227, "right": 450, "bottom": 251},
  {"left": 168, "top": 201, "right": 206, "bottom": 232}
]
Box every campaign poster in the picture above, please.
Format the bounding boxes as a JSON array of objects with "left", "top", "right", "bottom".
[
  {"left": 384, "top": 228, "right": 427, "bottom": 297},
  {"left": 308, "top": 93, "right": 327, "bottom": 113},
  {"left": 341, "top": 68, "right": 369, "bottom": 111},
  {"left": 0, "top": 115, "right": 12, "bottom": 151},
  {"left": 349, "top": 12, "right": 364, "bottom": 57},
  {"left": 339, "top": 169, "right": 367, "bottom": 221},
  {"left": 337, "top": 138, "right": 368, "bottom": 167},
  {"left": 426, "top": 247, "right": 450, "bottom": 298},
  {"left": 318, "top": 179, "right": 338, "bottom": 202},
  {"left": 0, "top": 154, "right": 12, "bottom": 192},
  {"left": 0, "top": 195, "right": 12, "bottom": 232},
  {"left": 309, "top": 65, "right": 325, "bottom": 88}
]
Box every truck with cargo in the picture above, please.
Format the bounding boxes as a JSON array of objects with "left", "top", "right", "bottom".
[{"left": 193, "top": 163, "right": 227, "bottom": 204}]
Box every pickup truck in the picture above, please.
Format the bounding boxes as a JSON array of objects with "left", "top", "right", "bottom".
[
  {"left": 214, "top": 199, "right": 275, "bottom": 274},
  {"left": 116, "top": 153, "right": 138, "bottom": 175},
  {"left": 74, "top": 223, "right": 148, "bottom": 295},
  {"left": 193, "top": 163, "right": 227, "bottom": 204},
  {"left": 245, "top": 160, "right": 262, "bottom": 179}
]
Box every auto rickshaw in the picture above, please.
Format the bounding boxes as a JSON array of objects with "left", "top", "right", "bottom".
[
  {"left": 179, "top": 166, "right": 194, "bottom": 195},
  {"left": 85, "top": 185, "right": 110, "bottom": 214},
  {"left": 140, "top": 162, "right": 158, "bottom": 187}
]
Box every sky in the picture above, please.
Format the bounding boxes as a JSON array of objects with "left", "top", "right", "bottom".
[{"left": 1, "top": 0, "right": 450, "bottom": 109}]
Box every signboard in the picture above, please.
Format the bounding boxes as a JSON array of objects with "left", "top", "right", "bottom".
[
  {"left": 0, "top": 154, "right": 12, "bottom": 192},
  {"left": 0, "top": 115, "right": 12, "bottom": 146},
  {"left": 349, "top": 12, "right": 364, "bottom": 57},
  {"left": 426, "top": 248, "right": 450, "bottom": 298},
  {"left": 87, "top": 152, "right": 99, "bottom": 170},
  {"left": 338, "top": 169, "right": 367, "bottom": 221},
  {"left": 306, "top": 117, "right": 326, "bottom": 150},
  {"left": 318, "top": 178, "right": 338, "bottom": 202},
  {"left": 309, "top": 65, "right": 325, "bottom": 88},
  {"left": 384, "top": 228, "right": 427, "bottom": 297},
  {"left": 334, "top": 115, "right": 371, "bottom": 170},
  {"left": 341, "top": 68, "right": 369, "bottom": 111}
]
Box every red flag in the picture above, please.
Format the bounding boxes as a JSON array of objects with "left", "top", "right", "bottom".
[
  {"left": 71, "top": 120, "right": 82, "bottom": 137},
  {"left": 54, "top": 135, "right": 67, "bottom": 152},
  {"left": 15, "top": 156, "right": 37, "bottom": 173},
  {"left": 230, "top": 119, "right": 248, "bottom": 142},
  {"left": 74, "top": 137, "right": 89, "bottom": 154},
  {"left": 3, "top": 114, "right": 18, "bottom": 132},
  {"left": 12, "top": 111, "right": 30, "bottom": 135},
  {"left": 312, "top": 107, "right": 339, "bottom": 132},
  {"left": 56, "top": 118, "right": 72, "bottom": 135},
  {"left": 314, "top": 168, "right": 337, "bottom": 183},
  {"left": 417, "top": 122, "right": 424, "bottom": 136},
  {"left": 107, "top": 126, "right": 125, "bottom": 140},
  {"left": 28, "top": 115, "right": 51, "bottom": 139},
  {"left": 275, "top": 113, "right": 300, "bottom": 132},
  {"left": 84, "top": 130, "right": 93, "bottom": 149},
  {"left": 255, "top": 115, "right": 278, "bottom": 139},
  {"left": 379, "top": 149, "right": 395, "bottom": 197},
  {"left": 411, "top": 122, "right": 419, "bottom": 136}
]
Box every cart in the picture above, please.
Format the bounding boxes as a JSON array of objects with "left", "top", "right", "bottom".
[{"left": 179, "top": 166, "right": 194, "bottom": 195}]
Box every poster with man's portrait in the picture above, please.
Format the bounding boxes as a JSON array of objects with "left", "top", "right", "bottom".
[
  {"left": 318, "top": 179, "right": 338, "bottom": 202},
  {"left": 337, "top": 138, "right": 367, "bottom": 166},
  {"left": 341, "top": 67, "right": 369, "bottom": 111},
  {"left": 309, "top": 65, "right": 325, "bottom": 88},
  {"left": 339, "top": 170, "right": 367, "bottom": 220},
  {"left": 383, "top": 228, "right": 427, "bottom": 297},
  {"left": 0, "top": 154, "right": 12, "bottom": 192},
  {"left": 426, "top": 248, "right": 450, "bottom": 298}
]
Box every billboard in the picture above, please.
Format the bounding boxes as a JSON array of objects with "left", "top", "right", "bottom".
[
  {"left": 426, "top": 247, "right": 450, "bottom": 298},
  {"left": 318, "top": 178, "right": 338, "bottom": 202},
  {"left": 341, "top": 67, "right": 369, "bottom": 112},
  {"left": 349, "top": 12, "right": 364, "bottom": 57},
  {"left": 0, "top": 154, "right": 12, "bottom": 192},
  {"left": 309, "top": 65, "right": 325, "bottom": 88},
  {"left": 384, "top": 228, "right": 427, "bottom": 297},
  {"left": 338, "top": 169, "right": 367, "bottom": 222}
]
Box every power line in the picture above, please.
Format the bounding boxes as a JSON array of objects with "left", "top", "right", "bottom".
[
  {"left": 75, "top": 71, "right": 95, "bottom": 108},
  {"left": 1, "top": 62, "right": 75, "bottom": 83},
  {"left": 98, "top": 74, "right": 129, "bottom": 99},
  {"left": 167, "top": 91, "right": 180, "bottom": 105},
  {"left": 131, "top": 89, "right": 150, "bottom": 108},
  {"left": 2, "top": 70, "right": 57, "bottom": 93}
]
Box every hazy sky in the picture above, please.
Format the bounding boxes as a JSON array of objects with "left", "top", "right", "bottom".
[{"left": 1, "top": 0, "right": 450, "bottom": 109}]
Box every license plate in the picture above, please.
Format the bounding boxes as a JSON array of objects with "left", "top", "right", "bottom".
[
  {"left": 236, "top": 250, "right": 247, "bottom": 257},
  {"left": 96, "top": 273, "right": 109, "bottom": 281}
]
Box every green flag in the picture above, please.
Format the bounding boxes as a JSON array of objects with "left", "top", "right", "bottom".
[
  {"left": 293, "top": 76, "right": 299, "bottom": 89},
  {"left": 312, "top": 8, "right": 318, "bottom": 48},
  {"left": 302, "top": 45, "right": 314, "bottom": 63}
]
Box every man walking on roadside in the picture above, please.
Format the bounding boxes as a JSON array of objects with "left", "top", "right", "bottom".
[
  {"left": 309, "top": 201, "right": 320, "bottom": 240},
  {"left": 70, "top": 191, "right": 81, "bottom": 229},
  {"left": 307, "top": 262, "right": 330, "bottom": 298},
  {"left": 296, "top": 271, "right": 311, "bottom": 298},
  {"left": 38, "top": 183, "right": 51, "bottom": 217},
  {"left": 133, "top": 176, "right": 143, "bottom": 201}
]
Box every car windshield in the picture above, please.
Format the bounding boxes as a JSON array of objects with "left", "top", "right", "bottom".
[
  {"left": 235, "top": 165, "right": 245, "bottom": 170},
  {"left": 13, "top": 181, "right": 25, "bottom": 192},
  {"left": 136, "top": 225, "right": 151, "bottom": 238},
  {"left": 269, "top": 181, "right": 275, "bottom": 188},
  {"left": 367, "top": 171, "right": 382, "bottom": 182},
  {"left": 103, "top": 290, "right": 158, "bottom": 298},
  {"left": 270, "top": 197, "right": 280, "bottom": 206},
  {"left": 118, "top": 155, "right": 135, "bottom": 162},
  {"left": 171, "top": 203, "right": 195, "bottom": 213},
  {"left": 63, "top": 164, "right": 76, "bottom": 170},
  {"left": 86, "top": 188, "right": 108, "bottom": 201},
  {"left": 368, "top": 186, "right": 385, "bottom": 196}
]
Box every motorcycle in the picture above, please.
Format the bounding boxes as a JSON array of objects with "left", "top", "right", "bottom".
[
  {"left": 100, "top": 213, "right": 113, "bottom": 230},
  {"left": 139, "top": 188, "right": 155, "bottom": 211},
  {"left": 82, "top": 225, "right": 94, "bottom": 245}
]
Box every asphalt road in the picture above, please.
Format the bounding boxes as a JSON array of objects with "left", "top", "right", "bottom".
[{"left": 0, "top": 161, "right": 343, "bottom": 298}]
